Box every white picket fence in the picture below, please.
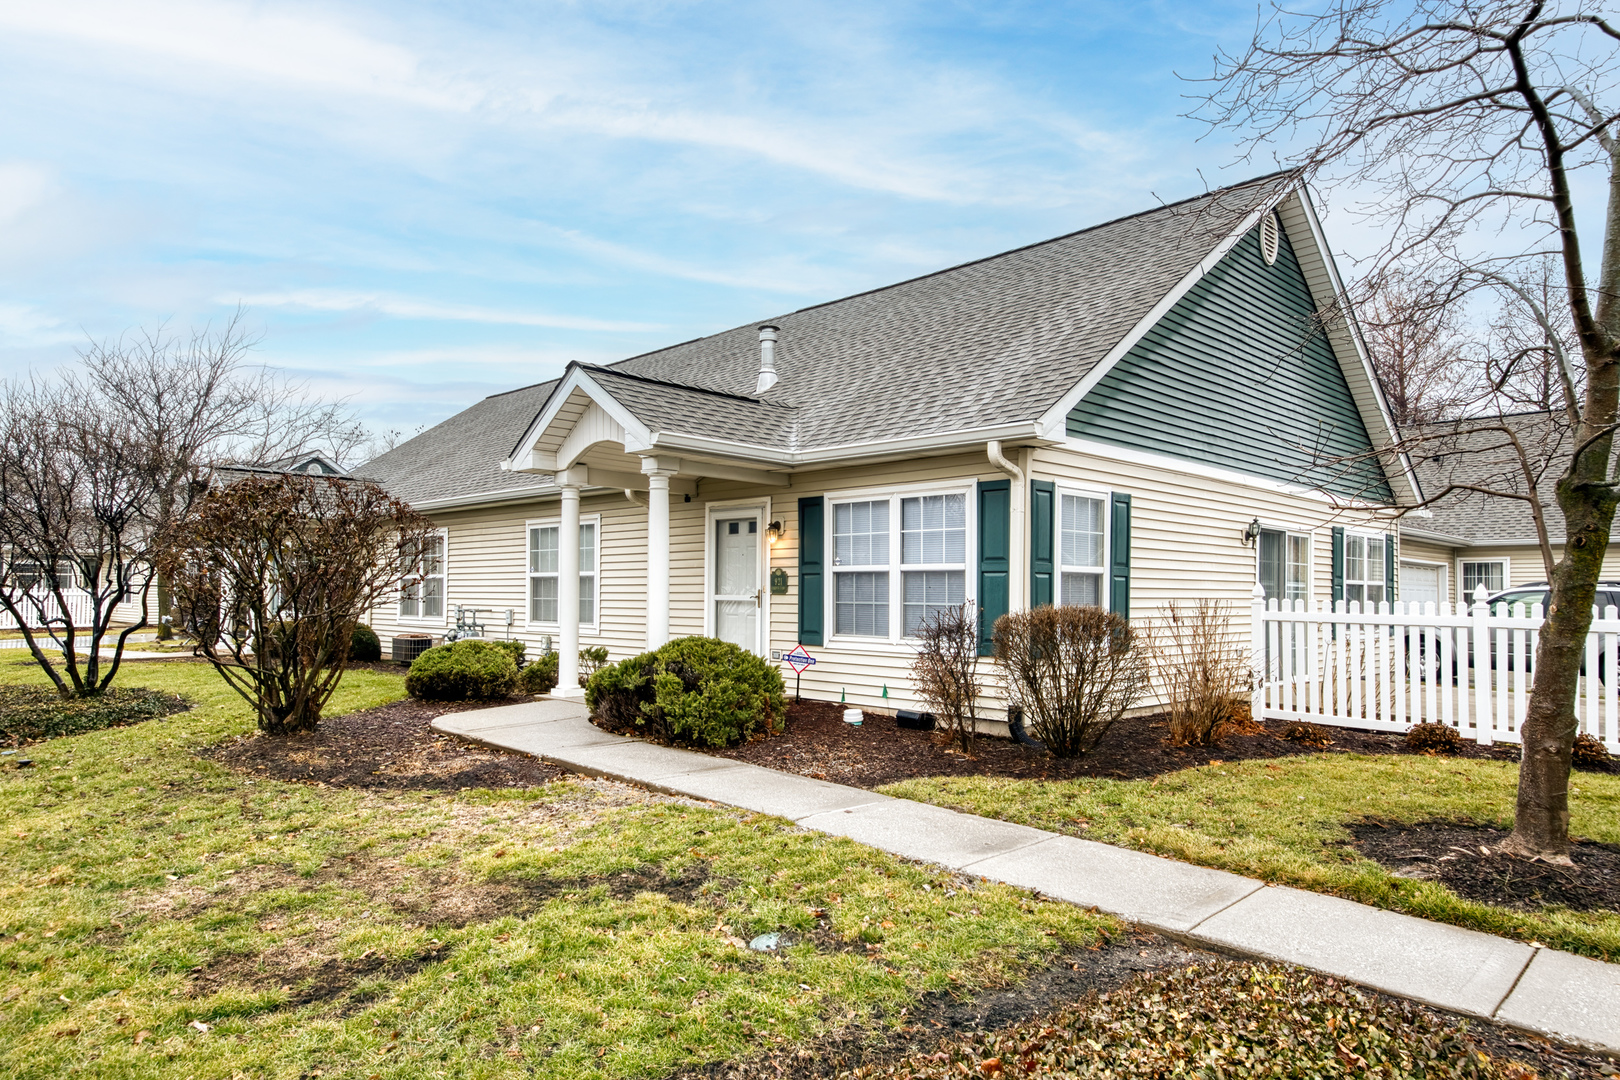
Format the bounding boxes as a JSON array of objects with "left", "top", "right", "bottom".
[
  {"left": 0, "top": 588, "right": 94, "bottom": 631},
  {"left": 1251, "top": 585, "right": 1620, "bottom": 752}
]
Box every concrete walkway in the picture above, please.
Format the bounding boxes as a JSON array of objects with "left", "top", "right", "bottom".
[{"left": 434, "top": 698, "right": 1620, "bottom": 1056}]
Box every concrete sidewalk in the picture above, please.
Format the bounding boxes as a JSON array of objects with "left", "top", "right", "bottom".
[{"left": 434, "top": 698, "right": 1620, "bottom": 1056}]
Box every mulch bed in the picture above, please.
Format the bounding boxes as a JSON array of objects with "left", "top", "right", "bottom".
[
  {"left": 1348, "top": 819, "right": 1620, "bottom": 914},
  {"left": 703, "top": 699, "right": 1529, "bottom": 787},
  {"left": 200, "top": 696, "right": 564, "bottom": 791}
]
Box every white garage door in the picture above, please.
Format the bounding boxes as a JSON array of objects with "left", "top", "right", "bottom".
[{"left": 1401, "top": 563, "right": 1441, "bottom": 606}]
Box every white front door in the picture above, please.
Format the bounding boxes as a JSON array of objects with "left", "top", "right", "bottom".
[
  {"left": 713, "top": 515, "right": 762, "bottom": 652},
  {"left": 1401, "top": 563, "right": 1441, "bottom": 606}
]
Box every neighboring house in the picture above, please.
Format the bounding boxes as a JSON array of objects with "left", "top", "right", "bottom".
[
  {"left": 1400, "top": 410, "right": 1620, "bottom": 604},
  {"left": 362, "top": 173, "right": 1421, "bottom": 713}
]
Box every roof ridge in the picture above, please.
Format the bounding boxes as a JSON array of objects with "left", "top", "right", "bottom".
[
  {"left": 600, "top": 169, "right": 1296, "bottom": 376},
  {"left": 485, "top": 377, "right": 562, "bottom": 401},
  {"left": 786, "top": 170, "right": 1297, "bottom": 317},
  {"left": 584, "top": 364, "right": 798, "bottom": 409}
]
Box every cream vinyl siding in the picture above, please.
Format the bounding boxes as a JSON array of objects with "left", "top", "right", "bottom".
[{"left": 371, "top": 444, "right": 1394, "bottom": 714}]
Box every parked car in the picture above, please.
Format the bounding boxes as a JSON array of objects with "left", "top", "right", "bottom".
[{"left": 1405, "top": 581, "right": 1620, "bottom": 682}]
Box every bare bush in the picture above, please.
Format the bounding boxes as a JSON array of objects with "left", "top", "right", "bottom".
[
  {"left": 909, "top": 601, "right": 982, "bottom": 756},
  {"left": 157, "top": 473, "right": 430, "bottom": 735},
  {"left": 992, "top": 606, "right": 1149, "bottom": 758},
  {"left": 1154, "top": 599, "right": 1253, "bottom": 746}
]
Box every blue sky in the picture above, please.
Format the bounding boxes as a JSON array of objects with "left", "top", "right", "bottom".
[{"left": 0, "top": 1, "right": 1315, "bottom": 442}]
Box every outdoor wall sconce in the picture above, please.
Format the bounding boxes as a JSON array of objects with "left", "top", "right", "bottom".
[
  {"left": 766, "top": 520, "right": 784, "bottom": 544},
  {"left": 1242, "top": 517, "right": 1262, "bottom": 546}
]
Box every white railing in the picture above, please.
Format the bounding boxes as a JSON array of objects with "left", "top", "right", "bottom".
[
  {"left": 0, "top": 588, "right": 95, "bottom": 631},
  {"left": 1251, "top": 585, "right": 1620, "bottom": 752}
]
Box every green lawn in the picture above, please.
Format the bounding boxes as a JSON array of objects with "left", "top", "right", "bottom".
[
  {"left": 0, "top": 654, "right": 1109, "bottom": 1080},
  {"left": 882, "top": 751, "right": 1620, "bottom": 961}
]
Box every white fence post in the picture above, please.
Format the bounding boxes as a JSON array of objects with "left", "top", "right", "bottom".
[
  {"left": 1251, "top": 584, "right": 1267, "bottom": 721},
  {"left": 1471, "top": 584, "right": 1492, "bottom": 744}
]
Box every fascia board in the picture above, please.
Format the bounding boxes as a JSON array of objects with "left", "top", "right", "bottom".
[
  {"left": 503, "top": 367, "right": 654, "bottom": 472},
  {"left": 1291, "top": 188, "right": 1426, "bottom": 509},
  {"left": 410, "top": 485, "right": 559, "bottom": 512},
  {"left": 1033, "top": 195, "right": 1281, "bottom": 441},
  {"left": 648, "top": 421, "right": 1048, "bottom": 470}
]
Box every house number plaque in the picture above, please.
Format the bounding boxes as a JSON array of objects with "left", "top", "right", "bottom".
[{"left": 769, "top": 568, "right": 789, "bottom": 595}]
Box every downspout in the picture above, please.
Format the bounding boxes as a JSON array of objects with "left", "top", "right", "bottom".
[{"left": 987, "top": 441, "right": 1025, "bottom": 613}]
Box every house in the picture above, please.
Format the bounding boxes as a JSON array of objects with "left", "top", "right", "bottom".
[
  {"left": 1399, "top": 410, "right": 1620, "bottom": 604},
  {"left": 361, "top": 172, "right": 1421, "bottom": 713}
]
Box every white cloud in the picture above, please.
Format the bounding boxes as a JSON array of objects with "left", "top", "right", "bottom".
[
  {"left": 0, "top": 303, "right": 77, "bottom": 347},
  {"left": 229, "top": 289, "right": 663, "bottom": 332},
  {"left": 0, "top": 162, "right": 52, "bottom": 227}
]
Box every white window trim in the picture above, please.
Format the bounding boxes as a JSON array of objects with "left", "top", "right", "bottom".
[
  {"left": 399, "top": 527, "right": 449, "bottom": 626},
  {"left": 1457, "top": 556, "right": 1509, "bottom": 603},
  {"left": 1251, "top": 524, "right": 1314, "bottom": 604},
  {"left": 1053, "top": 482, "right": 1111, "bottom": 609},
  {"left": 823, "top": 479, "right": 976, "bottom": 646},
  {"left": 703, "top": 497, "right": 772, "bottom": 655},
  {"left": 524, "top": 514, "right": 602, "bottom": 634},
  {"left": 1342, "top": 529, "right": 1389, "bottom": 607}
]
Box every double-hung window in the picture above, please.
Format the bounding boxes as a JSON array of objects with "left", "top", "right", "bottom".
[
  {"left": 1059, "top": 493, "right": 1106, "bottom": 606},
  {"left": 833, "top": 500, "right": 890, "bottom": 637},
  {"left": 900, "top": 493, "right": 967, "bottom": 634},
  {"left": 1258, "top": 528, "right": 1310, "bottom": 603},
  {"left": 831, "top": 488, "right": 971, "bottom": 639},
  {"left": 1461, "top": 559, "right": 1505, "bottom": 601},
  {"left": 1344, "top": 534, "right": 1386, "bottom": 606},
  {"left": 528, "top": 519, "right": 598, "bottom": 626},
  {"left": 400, "top": 531, "right": 445, "bottom": 619}
]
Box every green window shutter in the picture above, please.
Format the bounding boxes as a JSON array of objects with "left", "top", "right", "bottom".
[
  {"left": 1331, "top": 527, "right": 1345, "bottom": 603},
  {"left": 1385, "top": 532, "right": 1396, "bottom": 602},
  {"left": 1109, "top": 492, "right": 1132, "bottom": 617},
  {"left": 797, "top": 497, "right": 824, "bottom": 646},
  {"left": 977, "top": 479, "right": 1010, "bottom": 656},
  {"left": 1030, "top": 479, "right": 1054, "bottom": 609}
]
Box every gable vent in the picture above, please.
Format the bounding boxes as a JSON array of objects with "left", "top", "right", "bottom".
[{"left": 1260, "top": 211, "right": 1280, "bottom": 266}]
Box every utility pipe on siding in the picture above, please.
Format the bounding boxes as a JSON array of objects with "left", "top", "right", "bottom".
[{"left": 987, "top": 441, "right": 1026, "bottom": 613}]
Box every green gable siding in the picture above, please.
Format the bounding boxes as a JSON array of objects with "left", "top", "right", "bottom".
[{"left": 1067, "top": 222, "right": 1392, "bottom": 502}]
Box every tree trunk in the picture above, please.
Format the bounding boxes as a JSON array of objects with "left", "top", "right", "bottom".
[
  {"left": 1503, "top": 475, "right": 1618, "bottom": 862},
  {"left": 259, "top": 701, "right": 320, "bottom": 736}
]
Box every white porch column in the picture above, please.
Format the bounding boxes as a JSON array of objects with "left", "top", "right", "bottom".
[
  {"left": 557, "top": 467, "right": 585, "bottom": 694},
  {"left": 641, "top": 456, "right": 679, "bottom": 650}
]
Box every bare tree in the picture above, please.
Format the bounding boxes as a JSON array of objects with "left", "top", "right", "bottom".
[
  {"left": 0, "top": 310, "right": 370, "bottom": 697},
  {"left": 0, "top": 382, "right": 162, "bottom": 696},
  {"left": 156, "top": 473, "right": 430, "bottom": 735},
  {"left": 1354, "top": 267, "right": 1473, "bottom": 424},
  {"left": 1197, "top": 0, "right": 1620, "bottom": 860}
]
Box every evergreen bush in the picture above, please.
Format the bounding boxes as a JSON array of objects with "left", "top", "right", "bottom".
[
  {"left": 519, "top": 651, "right": 560, "bottom": 695},
  {"left": 349, "top": 623, "right": 382, "bottom": 662},
  {"left": 585, "top": 636, "right": 785, "bottom": 747},
  {"left": 405, "top": 640, "right": 519, "bottom": 701}
]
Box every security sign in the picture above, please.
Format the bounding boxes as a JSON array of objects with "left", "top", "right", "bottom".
[{"left": 783, "top": 645, "right": 817, "bottom": 673}]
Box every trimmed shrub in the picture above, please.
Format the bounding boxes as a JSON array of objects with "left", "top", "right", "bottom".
[
  {"left": 349, "top": 623, "right": 382, "bottom": 662},
  {"left": 585, "top": 636, "right": 786, "bottom": 748},
  {"left": 578, "top": 645, "right": 609, "bottom": 687},
  {"left": 491, "top": 638, "right": 525, "bottom": 667},
  {"left": 1406, "top": 721, "right": 1463, "bottom": 756},
  {"left": 993, "top": 606, "right": 1150, "bottom": 758},
  {"left": 405, "top": 640, "right": 519, "bottom": 701},
  {"left": 1572, "top": 731, "right": 1612, "bottom": 770},
  {"left": 520, "top": 651, "right": 560, "bottom": 695}
]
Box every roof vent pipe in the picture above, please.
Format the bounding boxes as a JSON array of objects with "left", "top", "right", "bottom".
[{"left": 756, "top": 325, "right": 779, "bottom": 395}]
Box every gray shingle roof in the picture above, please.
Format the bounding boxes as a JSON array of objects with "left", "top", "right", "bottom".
[
  {"left": 366, "top": 173, "right": 1295, "bottom": 505},
  {"left": 364, "top": 380, "right": 559, "bottom": 505},
  {"left": 1404, "top": 411, "right": 1602, "bottom": 544}
]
